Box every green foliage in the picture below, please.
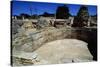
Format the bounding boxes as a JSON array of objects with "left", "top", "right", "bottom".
[
  {"left": 20, "top": 13, "right": 31, "bottom": 19},
  {"left": 77, "top": 6, "right": 89, "bottom": 22},
  {"left": 72, "top": 5, "right": 89, "bottom": 27},
  {"left": 41, "top": 12, "right": 54, "bottom": 17},
  {"left": 56, "top": 5, "right": 70, "bottom": 19}
]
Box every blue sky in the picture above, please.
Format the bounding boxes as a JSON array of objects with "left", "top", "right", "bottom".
[{"left": 11, "top": 1, "right": 97, "bottom": 16}]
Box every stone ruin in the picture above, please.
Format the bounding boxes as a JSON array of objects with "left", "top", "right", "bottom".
[
  {"left": 11, "top": 14, "right": 97, "bottom": 66},
  {"left": 12, "top": 20, "right": 94, "bottom": 66}
]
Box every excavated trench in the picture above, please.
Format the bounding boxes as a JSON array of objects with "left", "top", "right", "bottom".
[
  {"left": 69, "top": 28, "right": 97, "bottom": 61},
  {"left": 11, "top": 19, "right": 97, "bottom": 66},
  {"left": 12, "top": 27, "right": 97, "bottom": 66}
]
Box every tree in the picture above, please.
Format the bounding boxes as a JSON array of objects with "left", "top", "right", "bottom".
[
  {"left": 40, "top": 12, "right": 54, "bottom": 17},
  {"left": 20, "top": 13, "right": 31, "bottom": 19},
  {"left": 77, "top": 5, "right": 89, "bottom": 22},
  {"left": 43, "top": 12, "right": 50, "bottom": 17},
  {"left": 56, "top": 5, "right": 70, "bottom": 19},
  {"left": 72, "top": 5, "right": 89, "bottom": 27}
]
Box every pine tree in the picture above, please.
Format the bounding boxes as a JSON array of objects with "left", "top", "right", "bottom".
[
  {"left": 56, "top": 5, "right": 70, "bottom": 19},
  {"left": 77, "top": 5, "right": 89, "bottom": 22},
  {"left": 72, "top": 5, "right": 89, "bottom": 27}
]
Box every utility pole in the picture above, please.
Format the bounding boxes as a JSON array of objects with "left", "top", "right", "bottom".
[
  {"left": 34, "top": 7, "right": 38, "bottom": 19},
  {"left": 30, "top": 6, "right": 32, "bottom": 16},
  {"left": 29, "top": 4, "right": 33, "bottom": 19},
  {"left": 54, "top": 12, "right": 56, "bottom": 21}
]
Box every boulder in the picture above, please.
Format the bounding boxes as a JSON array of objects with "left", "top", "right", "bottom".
[
  {"left": 34, "top": 39, "right": 93, "bottom": 64},
  {"left": 37, "top": 17, "right": 50, "bottom": 29},
  {"left": 12, "top": 50, "right": 38, "bottom": 66}
]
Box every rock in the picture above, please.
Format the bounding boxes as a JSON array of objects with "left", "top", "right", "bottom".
[
  {"left": 22, "top": 21, "right": 34, "bottom": 30},
  {"left": 37, "top": 17, "right": 50, "bottom": 29},
  {"left": 34, "top": 39, "right": 93, "bottom": 64},
  {"left": 13, "top": 50, "right": 38, "bottom": 60},
  {"left": 12, "top": 50, "right": 48, "bottom": 66},
  {"left": 21, "top": 21, "right": 37, "bottom": 35},
  {"left": 21, "top": 42, "right": 33, "bottom": 52},
  {"left": 12, "top": 20, "right": 23, "bottom": 34},
  {"left": 12, "top": 27, "right": 72, "bottom": 52},
  {"left": 12, "top": 22, "right": 20, "bottom": 34},
  {"left": 12, "top": 50, "right": 36, "bottom": 65},
  {"left": 12, "top": 26, "right": 94, "bottom": 66}
]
